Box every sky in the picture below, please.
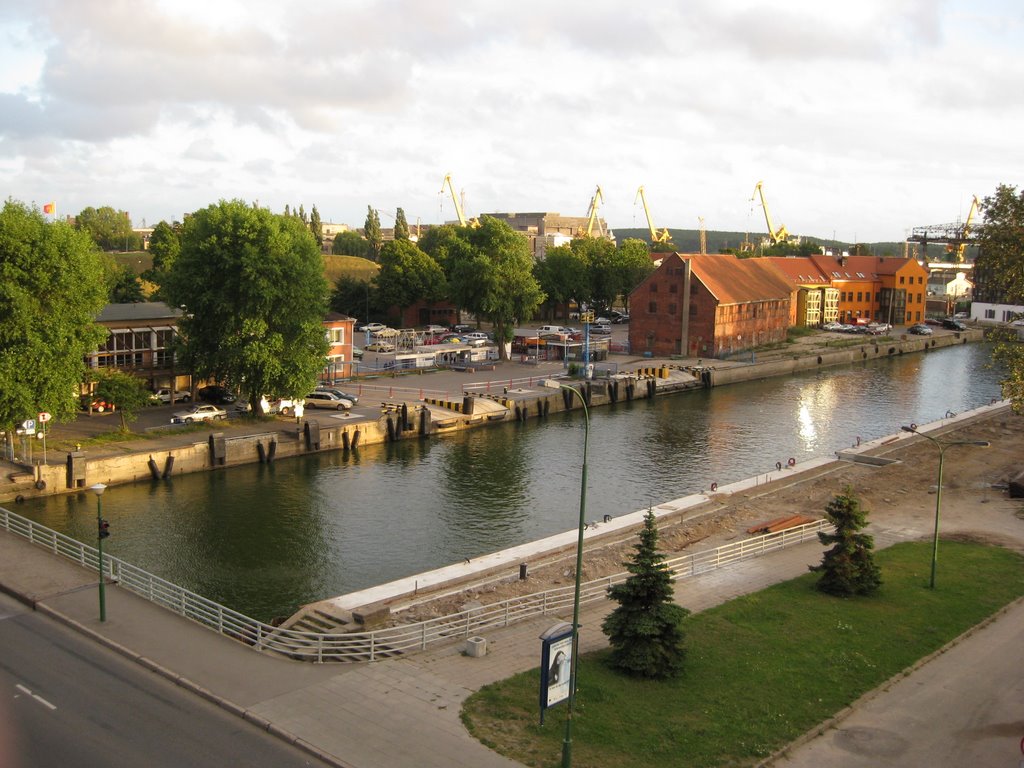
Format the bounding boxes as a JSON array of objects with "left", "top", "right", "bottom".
[{"left": 1, "top": 0, "right": 1021, "bottom": 243}]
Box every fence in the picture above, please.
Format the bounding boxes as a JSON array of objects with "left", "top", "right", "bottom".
[{"left": 0, "top": 505, "right": 829, "bottom": 663}]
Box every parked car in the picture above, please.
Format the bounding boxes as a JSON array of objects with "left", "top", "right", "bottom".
[
  {"left": 171, "top": 404, "right": 227, "bottom": 424},
  {"left": 365, "top": 341, "right": 395, "bottom": 352},
  {"left": 590, "top": 323, "right": 612, "bottom": 335},
  {"left": 924, "top": 318, "right": 943, "bottom": 326},
  {"left": 822, "top": 322, "right": 844, "bottom": 331},
  {"left": 150, "top": 388, "right": 191, "bottom": 404},
  {"left": 449, "top": 323, "right": 473, "bottom": 334},
  {"left": 908, "top": 324, "right": 933, "bottom": 335},
  {"left": 197, "top": 385, "right": 237, "bottom": 404},
  {"left": 352, "top": 346, "right": 364, "bottom": 359},
  {"left": 593, "top": 317, "right": 611, "bottom": 325},
  {"left": 462, "top": 331, "right": 491, "bottom": 346},
  {"left": 80, "top": 396, "right": 115, "bottom": 413},
  {"left": 942, "top": 318, "right": 967, "bottom": 331},
  {"left": 866, "top": 322, "right": 892, "bottom": 335},
  {"left": 304, "top": 391, "right": 353, "bottom": 410},
  {"left": 423, "top": 324, "right": 448, "bottom": 335},
  {"left": 611, "top": 312, "right": 630, "bottom": 324},
  {"left": 953, "top": 312, "right": 969, "bottom": 319},
  {"left": 234, "top": 396, "right": 296, "bottom": 415},
  {"left": 316, "top": 385, "right": 359, "bottom": 405},
  {"left": 358, "top": 322, "right": 387, "bottom": 333}
]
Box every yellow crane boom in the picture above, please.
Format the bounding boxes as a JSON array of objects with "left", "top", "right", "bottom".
[
  {"left": 579, "top": 185, "right": 605, "bottom": 237},
  {"left": 752, "top": 181, "right": 791, "bottom": 245},
  {"left": 439, "top": 174, "right": 479, "bottom": 227},
  {"left": 635, "top": 186, "right": 671, "bottom": 243},
  {"left": 955, "top": 195, "right": 980, "bottom": 263}
]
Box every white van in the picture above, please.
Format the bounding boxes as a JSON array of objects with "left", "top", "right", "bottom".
[{"left": 537, "top": 325, "right": 568, "bottom": 336}]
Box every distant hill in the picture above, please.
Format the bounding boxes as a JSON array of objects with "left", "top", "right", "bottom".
[
  {"left": 323, "top": 254, "right": 378, "bottom": 286},
  {"left": 613, "top": 228, "right": 909, "bottom": 257}
]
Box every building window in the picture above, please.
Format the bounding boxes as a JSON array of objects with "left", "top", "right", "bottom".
[
  {"left": 649, "top": 283, "right": 658, "bottom": 292},
  {"left": 899, "top": 276, "right": 905, "bottom": 284},
  {"left": 690, "top": 283, "right": 698, "bottom": 295},
  {"left": 985, "top": 308, "right": 995, "bottom": 319},
  {"left": 668, "top": 303, "right": 677, "bottom": 314},
  {"left": 857, "top": 292, "right": 863, "bottom": 302},
  {"left": 648, "top": 301, "right": 657, "bottom": 313},
  {"left": 918, "top": 276, "right": 923, "bottom": 284},
  {"left": 669, "top": 283, "right": 678, "bottom": 293},
  {"left": 689, "top": 304, "right": 697, "bottom": 316}
]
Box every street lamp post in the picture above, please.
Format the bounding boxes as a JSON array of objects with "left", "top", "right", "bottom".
[
  {"left": 89, "top": 483, "right": 108, "bottom": 621},
  {"left": 900, "top": 426, "right": 989, "bottom": 589},
  {"left": 544, "top": 381, "right": 589, "bottom": 768}
]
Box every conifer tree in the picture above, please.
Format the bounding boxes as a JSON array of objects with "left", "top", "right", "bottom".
[
  {"left": 810, "top": 487, "right": 882, "bottom": 596},
  {"left": 309, "top": 205, "right": 323, "bottom": 247},
  {"left": 394, "top": 207, "right": 410, "bottom": 240},
  {"left": 364, "top": 205, "right": 383, "bottom": 259},
  {"left": 601, "top": 509, "right": 689, "bottom": 678}
]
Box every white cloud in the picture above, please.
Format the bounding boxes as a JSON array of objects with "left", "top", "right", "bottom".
[{"left": 0, "top": 0, "right": 1020, "bottom": 240}]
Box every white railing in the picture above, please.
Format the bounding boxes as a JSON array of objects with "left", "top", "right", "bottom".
[{"left": 0, "top": 505, "right": 829, "bottom": 663}]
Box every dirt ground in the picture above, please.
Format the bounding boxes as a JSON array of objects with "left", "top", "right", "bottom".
[{"left": 390, "top": 407, "right": 1024, "bottom": 623}]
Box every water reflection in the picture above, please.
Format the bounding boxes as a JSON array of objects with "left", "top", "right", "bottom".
[{"left": 17, "top": 343, "right": 1004, "bottom": 620}]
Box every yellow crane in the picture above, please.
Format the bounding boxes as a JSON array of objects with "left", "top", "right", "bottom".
[
  {"left": 751, "top": 181, "right": 791, "bottom": 246},
  {"left": 955, "top": 195, "right": 980, "bottom": 263},
  {"left": 578, "top": 185, "right": 606, "bottom": 237},
  {"left": 635, "top": 186, "right": 671, "bottom": 243},
  {"left": 439, "top": 174, "right": 479, "bottom": 228}
]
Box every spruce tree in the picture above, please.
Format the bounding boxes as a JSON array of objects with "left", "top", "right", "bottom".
[
  {"left": 601, "top": 509, "right": 689, "bottom": 678},
  {"left": 810, "top": 487, "right": 882, "bottom": 596}
]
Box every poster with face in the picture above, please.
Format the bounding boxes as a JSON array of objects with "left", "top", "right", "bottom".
[{"left": 544, "top": 634, "right": 573, "bottom": 708}]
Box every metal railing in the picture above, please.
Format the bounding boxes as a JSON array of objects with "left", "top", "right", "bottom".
[{"left": 0, "top": 505, "right": 829, "bottom": 663}]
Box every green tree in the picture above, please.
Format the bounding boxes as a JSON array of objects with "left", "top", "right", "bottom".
[
  {"left": 363, "top": 206, "right": 383, "bottom": 259},
  {"left": 331, "top": 231, "right": 371, "bottom": 258},
  {"left": 574, "top": 236, "right": 618, "bottom": 312},
  {"left": 614, "top": 238, "right": 656, "bottom": 312},
  {"left": 163, "top": 200, "right": 329, "bottom": 415},
  {"left": 91, "top": 369, "right": 151, "bottom": 432},
  {"left": 601, "top": 509, "right": 689, "bottom": 678},
  {"left": 975, "top": 184, "right": 1024, "bottom": 412},
  {"left": 75, "top": 206, "right": 141, "bottom": 251},
  {"left": 419, "top": 223, "right": 478, "bottom": 321},
  {"left": 534, "top": 244, "right": 589, "bottom": 320},
  {"left": 467, "top": 216, "right": 545, "bottom": 356},
  {"left": 394, "top": 207, "right": 410, "bottom": 240},
  {"left": 108, "top": 264, "right": 146, "bottom": 303},
  {"left": 330, "top": 276, "right": 380, "bottom": 322},
  {"left": 810, "top": 487, "right": 882, "bottom": 596},
  {"left": 0, "top": 201, "right": 107, "bottom": 440},
  {"left": 376, "top": 239, "right": 447, "bottom": 325},
  {"left": 309, "top": 205, "right": 323, "bottom": 248}
]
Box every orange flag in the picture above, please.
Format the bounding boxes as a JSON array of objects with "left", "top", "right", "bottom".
[{"left": 43, "top": 202, "right": 56, "bottom": 214}]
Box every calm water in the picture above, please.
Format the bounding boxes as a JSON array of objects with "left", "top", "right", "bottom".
[{"left": 21, "top": 343, "right": 1003, "bottom": 620}]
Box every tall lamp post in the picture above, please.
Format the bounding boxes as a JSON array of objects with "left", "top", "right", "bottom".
[
  {"left": 900, "top": 426, "right": 989, "bottom": 589},
  {"left": 545, "top": 381, "right": 589, "bottom": 768},
  {"left": 89, "top": 483, "right": 107, "bottom": 621}
]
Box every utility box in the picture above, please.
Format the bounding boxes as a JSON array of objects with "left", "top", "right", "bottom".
[
  {"left": 465, "top": 636, "right": 487, "bottom": 657},
  {"left": 66, "top": 451, "right": 87, "bottom": 489}
]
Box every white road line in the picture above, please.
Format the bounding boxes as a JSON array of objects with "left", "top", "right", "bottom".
[{"left": 13, "top": 683, "right": 57, "bottom": 711}]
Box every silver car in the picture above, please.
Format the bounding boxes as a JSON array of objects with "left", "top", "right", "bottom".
[
  {"left": 171, "top": 404, "right": 227, "bottom": 424},
  {"left": 304, "top": 392, "right": 353, "bottom": 410}
]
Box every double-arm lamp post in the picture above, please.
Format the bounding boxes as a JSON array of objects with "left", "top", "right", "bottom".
[
  {"left": 900, "top": 426, "right": 989, "bottom": 589},
  {"left": 544, "top": 381, "right": 589, "bottom": 768}
]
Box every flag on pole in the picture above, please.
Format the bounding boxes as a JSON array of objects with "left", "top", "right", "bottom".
[{"left": 42, "top": 202, "right": 56, "bottom": 215}]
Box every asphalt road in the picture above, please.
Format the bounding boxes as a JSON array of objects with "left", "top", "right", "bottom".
[{"left": 0, "top": 593, "right": 330, "bottom": 768}]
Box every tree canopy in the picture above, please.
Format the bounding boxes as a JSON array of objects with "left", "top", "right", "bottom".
[
  {"left": 91, "top": 369, "right": 152, "bottom": 432},
  {"left": 976, "top": 184, "right": 1024, "bottom": 412},
  {"left": 163, "top": 200, "right": 329, "bottom": 414},
  {"left": 331, "top": 230, "right": 371, "bottom": 258},
  {"left": 363, "top": 206, "right": 383, "bottom": 259},
  {"left": 375, "top": 239, "right": 446, "bottom": 324},
  {"left": 394, "top": 207, "right": 410, "bottom": 240},
  {"left": 75, "top": 205, "right": 142, "bottom": 251},
  {"left": 534, "top": 243, "right": 589, "bottom": 321},
  {"left": 0, "top": 200, "right": 108, "bottom": 435}
]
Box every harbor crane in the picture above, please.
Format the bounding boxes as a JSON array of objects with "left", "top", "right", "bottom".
[
  {"left": 954, "top": 195, "right": 980, "bottom": 263},
  {"left": 635, "top": 186, "right": 671, "bottom": 244},
  {"left": 751, "top": 181, "right": 792, "bottom": 246},
  {"left": 439, "top": 174, "right": 479, "bottom": 228},
  {"left": 578, "top": 185, "right": 606, "bottom": 237}
]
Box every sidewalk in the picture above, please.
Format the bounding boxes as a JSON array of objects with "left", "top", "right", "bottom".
[{"left": 3, "top": 491, "right": 1022, "bottom": 768}]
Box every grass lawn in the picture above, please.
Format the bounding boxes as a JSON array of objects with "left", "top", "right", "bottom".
[{"left": 461, "top": 540, "right": 1024, "bottom": 768}]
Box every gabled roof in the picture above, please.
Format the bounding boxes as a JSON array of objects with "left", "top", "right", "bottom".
[
  {"left": 763, "top": 256, "right": 831, "bottom": 285},
  {"left": 666, "top": 253, "right": 792, "bottom": 304},
  {"left": 805, "top": 254, "right": 924, "bottom": 281}
]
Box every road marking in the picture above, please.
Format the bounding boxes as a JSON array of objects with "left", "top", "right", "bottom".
[{"left": 14, "top": 683, "right": 57, "bottom": 711}]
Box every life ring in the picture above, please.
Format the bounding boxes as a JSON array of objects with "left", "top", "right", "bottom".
[
  {"left": 787, "top": 457, "right": 796, "bottom": 467},
  {"left": 15, "top": 495, "right": 25, "bottom": 504},
  {"left": 710, "top": 482, "right": 718, "bottom": 492},
  {"left": 35, "top": 480, "right": 46, "bottom": 490}
]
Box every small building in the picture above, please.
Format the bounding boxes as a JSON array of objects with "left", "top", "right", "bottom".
[
  {"left": 88, "top": 302, "right": 187, "bottom": 391},
  {"left": 764, "top": 256, "right": 839, "bottom": 327},
  {"left": 628, "top": 253, "right": 792, "bottom": 358},
  {"left": 322, "top": 312, "right": 356, "bottom": 381}
]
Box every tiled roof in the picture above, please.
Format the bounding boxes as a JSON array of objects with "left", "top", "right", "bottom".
[
  {"left": 672, "top": 253, "right": 792, "bottom": 304},
  {"left": 97, "top": 302, "right": 183, "bottom": 322}
]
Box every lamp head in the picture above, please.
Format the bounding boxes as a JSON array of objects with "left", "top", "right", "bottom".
[{"left": 89, "top": 483, "right": 107, "bottom": 496}]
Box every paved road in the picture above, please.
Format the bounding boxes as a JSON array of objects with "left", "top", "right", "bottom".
[{"left": 0, "top": 592, "right": 330, "bottom": 768}]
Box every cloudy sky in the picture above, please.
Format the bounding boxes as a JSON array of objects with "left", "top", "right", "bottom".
[{"left": 1, "top": 0, "right": 1020, "bottom": 242}]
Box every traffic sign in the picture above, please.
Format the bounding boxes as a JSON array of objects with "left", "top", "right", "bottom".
[{"left": 38, "top": 412, "right": 51, "bottom": 423}]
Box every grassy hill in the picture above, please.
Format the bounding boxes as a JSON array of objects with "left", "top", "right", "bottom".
[{"left": 613, "top": 227, "right": 909, "bottom": 257}]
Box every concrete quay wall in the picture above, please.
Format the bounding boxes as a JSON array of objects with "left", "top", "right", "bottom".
[{"left": 2, "top": 328, "right": 983, "bottom": 503}]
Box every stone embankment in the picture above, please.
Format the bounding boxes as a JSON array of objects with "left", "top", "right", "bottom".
[{"left": 0, "top": 328, "right": 982, "bottom": 504}]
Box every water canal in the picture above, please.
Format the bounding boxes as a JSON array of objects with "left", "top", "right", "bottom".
[{"left": 21, "top": 343, "right": 1004, "bottom": 621}]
